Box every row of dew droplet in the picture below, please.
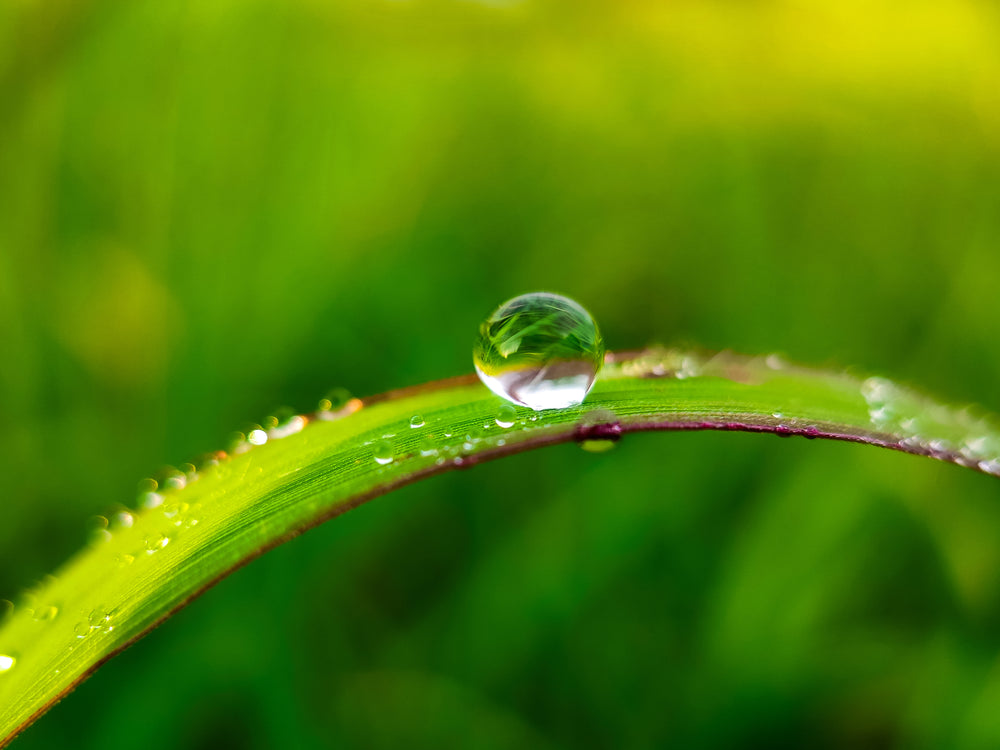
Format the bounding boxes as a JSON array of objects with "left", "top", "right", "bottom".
[
  {"left": 0, "top": 388, "right": 368, "bottom": 675},
  {"left": 862, "top": 376, "right": 1000, "bottom": 475},
  {"left": 364, "top": 401, "right": 622, "bottom": 470},
  {"left": 365, "top": 403, "right": 530, "bottom": 468}
]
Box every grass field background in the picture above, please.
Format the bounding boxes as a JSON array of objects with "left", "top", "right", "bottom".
[{"left": 2, "top": 1, "right": 1000, "bottom": 747}]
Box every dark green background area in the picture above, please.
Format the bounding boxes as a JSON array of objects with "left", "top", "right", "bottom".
[{"left": 2, "top": 1, "right": 1000, "bottom": 747}]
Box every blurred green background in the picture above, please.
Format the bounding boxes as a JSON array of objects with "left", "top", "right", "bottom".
[{"left": 2, "top": 0, "right": 1000, "bottom": 747}]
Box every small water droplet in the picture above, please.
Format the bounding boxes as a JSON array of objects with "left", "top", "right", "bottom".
[
  {"left": 144, "top": 533, "right": 170, "bottom": 553},
  {"left": 580, "top": 440, "right": 616, "bottom": 453},
  {"left": 248, "top": 429, "right": 268, "bottom": 446},
  {"left": 91, "top": 529, "right": 113, "bottom": 544},
  {"left": 765, "top": 353, "right": 787, "bottom": 370},
  {"left": 115, "top": 553, "right": 135, "bottom": 568},
  {"left": 980, "top": 459, "right": 1000, "bottom": 476},
  {"left": 227, "top": 431, "right": 250, "bottom": 454},
  {"left": 140, "top": 491, "right": 164, "bottom": 509},
  {"left": 73, "top": 621, "right": 90, "bottom": 639},
  {"left": 88, "top": 516, "right": 112, "bottom": 544},
  {"left": 474, "top": 292, "right": 604, "bottom": 411},
  {"left": 162, "top": 500, "right": 189, "bottom": 520},
  {"left": 319, "top": 387, "right": 352, "bottom": 412},
  {"left": 0, "top": 654, "right": 16, "bottom": 673},
  {"left": 418, "top": 437, "right": 438, "bottom": 457},
  {"left": 410, "top": 415, "right": 425, "bottom": 429},
  {"left": 267, "top": 408, "right": 307, "bottom": 439},
  {"left": 373, "top": 439, "right": 394, "bottom": 465},
  {"left": 163, "top": 468, "right": 187, "bottom": 490},
  {"left": 576, "top": 408, "right": 622, "bottom": 448},
  {"left": 495, "top": 404, "right": 517, "bottom": 429},
  {"left": 34, "top": 605, "right": 59, "bottom": 623},
  {"left": 111, "top": 510, "right": 135, "bottom": 530}
]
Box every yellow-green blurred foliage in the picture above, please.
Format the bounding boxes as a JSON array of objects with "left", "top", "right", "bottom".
[{"left": 1, "top": 0, "right": 999, "bottom": 747}]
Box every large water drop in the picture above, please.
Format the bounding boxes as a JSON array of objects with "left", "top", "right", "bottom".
[{"left": 474, "top": 292, "right": 604, "bottom": 410}]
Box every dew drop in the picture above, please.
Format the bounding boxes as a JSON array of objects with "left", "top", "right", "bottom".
[
  {"left": 88, "top": 516, "right": 112, "bottom": 544},
  {"left": 111, "top": 510, "right": 135, "bottom": 530},
  {"left": 162, "top": 500, "right": 189, "bottom": 520},
  {"left": 410, "top": 415, "right": 425, "bottom": 429},
  {"left": 580, "top": 440, "right": 616, "bottom": 453},
  {"left": 34, "top": 605, "right": 59, "bottom": 623},
  {"left": 267, "top": 408, "right": 307, "bottom": 439},
  {"left": 144, "top": 533, "right": 170, "bottom": 553},
  {"left": 247, "top": 429, "right": 268, "bottom": 446},
  {"left": 474, "top": 292, "right": 604, "bottom": 411},
  {"left": 373, "top": 439, "right": 394, "bottom": 465},
  {"left": 495, "top": 404, "right": 517, "bottom": 429},
  {"left": 163, "top": 468, "right": 187, "bottom": 490},
  {"left": 418, "top": 437, "right": 438, "bottom": 457},
  {"left": 0, "top": 655, "right": 15, "bottom": 674},
  {"left": 319, "top": 387, "right": 352, "bottom": 412},
  {"left": 73, "top": 621, "right": 90, "bottom": 639},
  {"left": 227, "top": 431, "right": 250, "bottom": 454},
  {"left": 140, "top": 491, "right": 164, "bottom": 509}
]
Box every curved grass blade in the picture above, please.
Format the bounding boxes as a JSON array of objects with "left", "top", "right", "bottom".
[{"left": 1, "top": 348, "right": 998, "bottom": 746}]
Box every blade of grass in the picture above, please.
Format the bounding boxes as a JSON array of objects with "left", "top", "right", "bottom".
[{"left": 1, "top": 347, "right": 997, "bottom": 746}]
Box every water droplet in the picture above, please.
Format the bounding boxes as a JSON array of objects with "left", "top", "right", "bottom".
[
  {"left": 418, "top": 437, "right": 438, "bottom": 457},
  {"left": 474, "top": 292, "right": 604, "bottom": 411},
  {"left": 267, "top": 408, "right": 308, "bottom": 439},
  {"left": 980, "top": 459, "right": 1000, "bottom": 476},
  {"left": 495, "top": 404, "right": 517, "bottom": 429},
  {"left": 34, "top": 605, "right": 59, "bottom": 623},
  {"left": 576, "top": 408, "right": 622, "bottom": 448},
  {"left": 140, "top": 491, "right": 164, "bottom": 509},
  {"left": 765, "top": 353, "right": 787, "bottom": 370},
  {"left": 111, "top": 510, "right": 135, "bottom": 530},
  {"left": 580, "top": 440, "right": 616, "bottom": 453},
  {"left": 373, "top": 439, "right": 394, "bottom": 465},
  {"left": 410, "top": 415, "right": 425, "bottom": 429},
  {"left": 319, "top": 387, "right": 352, "bottom": 412},
  {"left": 115, "top": 553, "right": 135, "bottom": 568},
  {"left": 0, "top": 655, "right": 15, "bottom": 674},
  {"left": 88, "top": 516, "right": 112, "bottom": 544},
  {"left": 162, "top": 500, "right": 189, "bottom": 520},
  {"left": 144, "top": 533, "right": 169, "bottom": 553},
  {"left": 248, "top": 429, "right": 268, "bottom": 446},
  {"left": 227, "top": 431, "right": 250, "bottom": 454},
  {"left": 162, "top": 468, "right": 187, "bottom": 490},
  {"left": 73, "top": 621, "right": 90, "bottom": 639}
]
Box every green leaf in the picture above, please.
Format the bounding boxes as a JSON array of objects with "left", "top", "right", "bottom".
[{"left": 0, "top": 348, "right": 997, "bottom": 746}]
